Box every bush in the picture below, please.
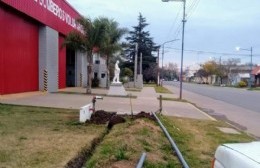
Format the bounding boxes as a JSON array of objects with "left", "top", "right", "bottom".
[
  {"left": 121, "top": 76, "right": 129, "bottom": 84},
  {"left": 122, "top": 67, "right": 133, "bottom": 78},
  {"left": 238, "top": 81, "right": 247, "bottom": 87}
]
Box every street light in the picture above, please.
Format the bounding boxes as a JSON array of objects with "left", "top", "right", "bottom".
[
  {"left": 162, "top": 0, "right": 186, "bottom": 99},
  {"left": 161, "top": 39, "right": 179, "bottom": 79},
  {"left": 236, "top": 46, "right": 253, "bottom": 88}
]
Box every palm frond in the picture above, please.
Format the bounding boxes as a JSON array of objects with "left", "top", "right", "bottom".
[{"left": 63, "top": 31, "right": 86, "bottom": 51}]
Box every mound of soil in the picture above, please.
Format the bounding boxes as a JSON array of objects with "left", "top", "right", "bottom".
[
  {"left": 134, "top": 111, "right": 156, "bottom": 121},
  {"left": 88, "top": 110, "right": 154, "bottom": 127},
  {"left": 90, "top": 110, "right": 116, "bottom": 124},
  {"left": 107, "top": 115, "right": 126, "bottom": 129}
]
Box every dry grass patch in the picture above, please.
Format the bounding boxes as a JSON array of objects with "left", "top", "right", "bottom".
[
  {"left": 144, "top": 84, "right": 173, "bottom": 94},
  {"left": 0, "top": 104, "right": 105, "bottom": 168},
  {"left": 85, "top": 118, "right": 182, "bottom": 168},
  {"left": 159, "top": 116, "right": 255, "bottom": 168}
]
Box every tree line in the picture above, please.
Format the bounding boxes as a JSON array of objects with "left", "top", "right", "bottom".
[{"left": 194, "top": 58, "right": 241, "bottom": 84}]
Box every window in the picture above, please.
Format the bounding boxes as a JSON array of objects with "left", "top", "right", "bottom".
[
  {"left": 95, "top": 60, "right": 100, "bottom": 64},
  {"left": 101, "top": 73, "right": 106, "bottom": 78}
]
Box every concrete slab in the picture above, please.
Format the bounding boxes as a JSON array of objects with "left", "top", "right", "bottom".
[
  {"left": 217, "top": 127, "right": 241, "bottom": 134},
  {"left": 59, "top": 87, "right": 108, "bottom": 95},
  {"left": 0, "top": 91, "right": 44, "bottom": 100},
  {"left": 162, "top": 101, "right": 213, "bottom": 120},
  {"left": 0, "top": 87, "right": 213, "bottom": 121}
]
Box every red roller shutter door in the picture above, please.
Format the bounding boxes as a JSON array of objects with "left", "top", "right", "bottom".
[
  {"left": 0, "top": 7, "right": 39, "bottom": 94},
  {"left": 58, "top": 35, "right": 66, "bottom": 89}
]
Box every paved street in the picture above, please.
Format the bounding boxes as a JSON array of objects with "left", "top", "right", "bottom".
[
  {"left": 171, "top": 82, "right": 260, "bottom": 113},
  {"left": 164, "top": 82, "right": 260, "bottom": 139}
]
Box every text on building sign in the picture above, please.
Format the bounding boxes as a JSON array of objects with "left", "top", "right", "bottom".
[{"left": 33, "top": 0, "right": 83, "bottom": 33}]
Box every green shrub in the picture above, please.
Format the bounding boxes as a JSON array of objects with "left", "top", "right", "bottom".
[
  {"left": 120, "top": 76, "right": 129, "bottom": 84},
  {"left": 122, "top": 67, "right": 133, "bottom": 78},
  {"left": 238, "top": 81, "right": 247, "bottom": 87}
]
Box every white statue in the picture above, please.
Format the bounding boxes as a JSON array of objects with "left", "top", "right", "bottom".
[{"left": 113, "top": 60, "right": 121, "bottom": 83}]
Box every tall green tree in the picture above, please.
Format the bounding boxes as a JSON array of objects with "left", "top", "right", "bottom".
[
  {"left": 195, "top": 68, "right": 208, "bottom": 82},
  {"left": 64, "top": 17, "right": 107, "bottom": 94},
  {"left": 124, "top": 13, "right": 159, "bottom": 82},
  {"left": 202, "top": 60, "right": 218, "bottom": 84},
  {"left": 99, "top": 18, "right": 128, "bottom": 88}
]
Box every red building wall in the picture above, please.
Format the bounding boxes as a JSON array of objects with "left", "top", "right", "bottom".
[
  {"left": 59, "top": 35, "right": 66, "bottom": 89},
  {"left": 0, "top": 7, "right": 39, "bottom": 94},
  {"left": 1, "top": 0, "right": 82, "bottom": 35},
  {"left": 0, "top": 0, "right": 82, "bottom": 94}
]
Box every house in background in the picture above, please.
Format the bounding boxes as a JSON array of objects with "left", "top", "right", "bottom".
[
  {"left": 228, "top": 65, "right": 253, "bottom": 86},
  {"left": 252, "top": 66, "right": 260, "bottom": 87},
  {"left": 230, "top": 73, "right": 250, "bottom": 86},
  {"left": 184, "top": 64, "right": 200, "bottom": 82}
]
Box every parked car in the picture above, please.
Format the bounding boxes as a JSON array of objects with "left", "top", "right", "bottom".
[{"left": 212, "top": 141, "right": 260, "bottom": 168}]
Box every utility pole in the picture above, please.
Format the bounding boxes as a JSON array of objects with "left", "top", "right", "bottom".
[
  {"left": 134, "top": 43, "right": 138, "bottom": 88},
  {"left": 157, "top": 48, "right": 160, "bottom": 86},
  {"left": 161, "top": 39, "right": 179, "bottom": 80},
  {"left": 179, "top": 0, "right": 186, "bottom": 100},
  {"left": 161, "top": 0, "right": 186, "bottom": 99},
  {"left": 219, "top": 56, "right": 222, "bottom": 84},
  {"left": 140, "top": 53, "right": 143, "bottom": 75},
  {"left": 250, "top": 47, "right": 253, "bottom": 88}
]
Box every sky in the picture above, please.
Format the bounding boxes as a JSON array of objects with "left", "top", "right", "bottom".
[{"left": 66, "top": 0, "right": 260, "bottom": 69}]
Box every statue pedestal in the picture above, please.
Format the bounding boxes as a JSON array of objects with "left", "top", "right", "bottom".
[
  {"left": 107, "top": 83, "right": 127, "bottom": 96},
  {"left": 136, "top": 74, "right": 143, "bottom": 89}
]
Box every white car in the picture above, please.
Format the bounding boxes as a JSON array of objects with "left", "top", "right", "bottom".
[{"left": 212, "top": 141, "right": 260, "bottom": 168}]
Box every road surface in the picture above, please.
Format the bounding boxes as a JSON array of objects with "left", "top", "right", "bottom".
[
  {"left": 164, "top": 81, "right": 260, "bottom": 138},
  {"left": 171, "top": 82, "right": 260, "bottom": 113}
]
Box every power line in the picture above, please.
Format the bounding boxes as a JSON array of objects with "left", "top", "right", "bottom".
[
  {"left": 171, "top": 0, "right": 201, "bottom": 40},
  {"left": 165, "top": 47, "right": 260, "bottom": 57},
  {"left": 165, "top": 4, "right": 182, "bottom": 41},
  {"left": 186, "top": 0, "right": 200, "bottom": 19}
]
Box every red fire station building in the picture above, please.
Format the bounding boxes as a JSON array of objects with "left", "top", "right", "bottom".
[{"left": 0, "top": 0, "right": 87, "bottom": 95}]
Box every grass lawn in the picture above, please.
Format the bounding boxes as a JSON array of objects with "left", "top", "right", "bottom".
[
  {"left": 0, "top": 104, "right": 105, "bottom": 168},
  {"left": 248, "top": 87, "right": 260, "bottom": 91},
  {"left": 160, "top": 116, "right": 254, "bottom": 168},
  {"left": 0, "top": 104, "right": 254, "bottom": 168},
  {"left": 85, "top": 116, "right": 254, "bottom": 168},
  {"left": 144, "top": 84, "right": 173, "bottom": 94},
  {"left": 85, "top": 118, "right": 181, "bottom": 168},
  {"left": 125, "top": 88, "right": 142, "bottom": 92},
  {"left": 158, "top": 97, "right": 188, "bottom": 102}
]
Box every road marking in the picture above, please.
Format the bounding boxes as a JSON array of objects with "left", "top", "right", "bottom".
[{"left": 188, "top": 103, "right": 216, "bottom": 121}]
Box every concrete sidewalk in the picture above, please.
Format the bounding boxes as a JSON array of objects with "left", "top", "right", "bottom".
[{"left": 0, "top": 87, "right": 212, "bottom": 120}]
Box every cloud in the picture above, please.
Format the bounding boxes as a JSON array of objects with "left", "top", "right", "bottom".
[{"left": 66, "top": 0, "right": 260, "bottom": 66}]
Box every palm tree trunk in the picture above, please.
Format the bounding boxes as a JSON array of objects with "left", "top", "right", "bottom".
[
  {"left": 86, "top": 65, "right": 92, "bottom": 94},
  {"left": 86, "top": 52, "right": 93, "bottom": 94},
  {"left": 106, "top": 56, "right": 110, "bottom": 89}
]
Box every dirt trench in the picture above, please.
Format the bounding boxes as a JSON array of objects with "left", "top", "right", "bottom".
[{"left": 65, "top": 110, "right": 155, "bottom": 168}]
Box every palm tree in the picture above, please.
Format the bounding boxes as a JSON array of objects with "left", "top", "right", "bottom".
[
  {"left": 99, "top": 18, "right": 128, "bottom": 88},
  {"left": 64, "top": 17, "right": 107, "bottom": 94}
]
